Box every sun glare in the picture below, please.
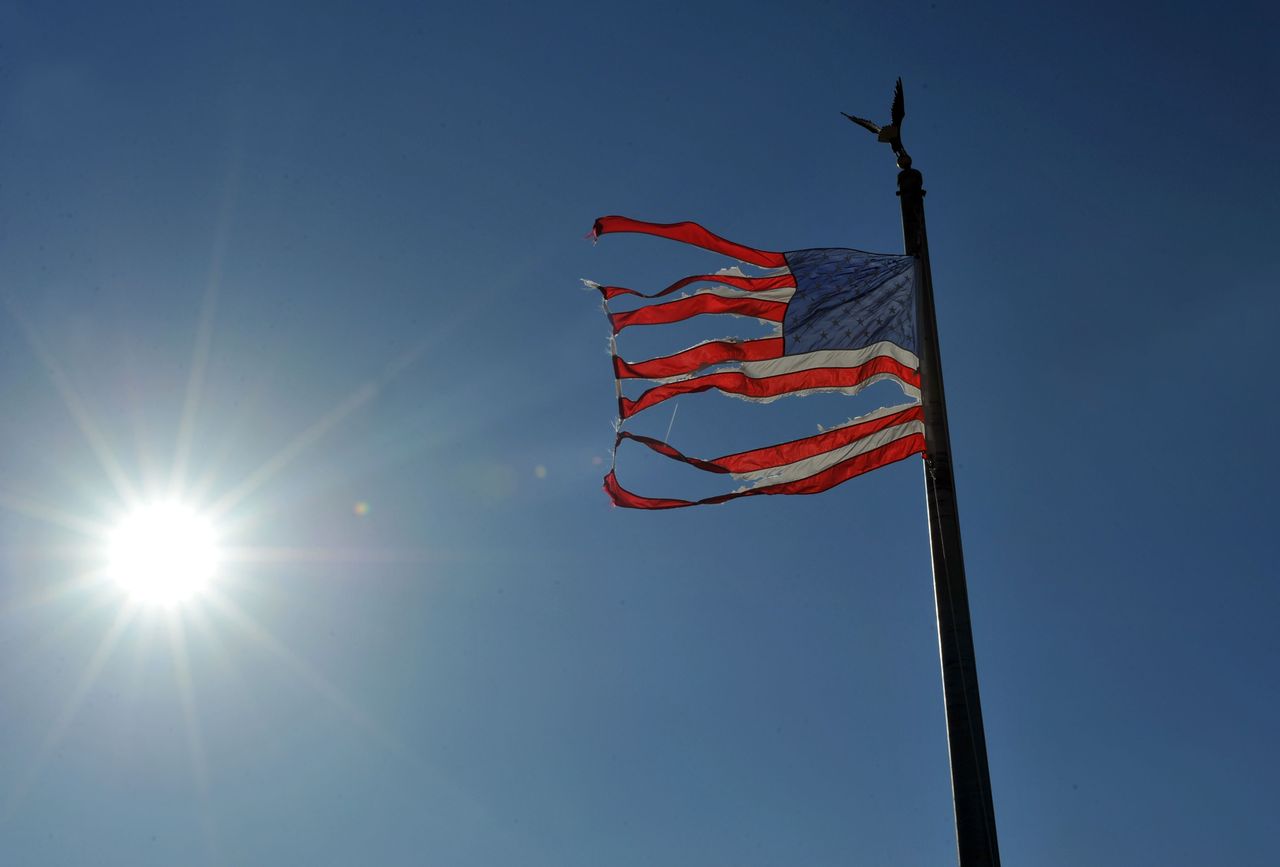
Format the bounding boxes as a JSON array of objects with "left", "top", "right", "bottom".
[{"left": 107, "top": 503, "right": 219, "bottom": 606}]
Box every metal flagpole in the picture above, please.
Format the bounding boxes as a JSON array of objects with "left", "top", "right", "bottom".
[
  {"left": 900, "top": 160, "right": 1002, "bottom": 867},
  {"left": 845, "top": 81, "right": 1001, "bottom": 866}
]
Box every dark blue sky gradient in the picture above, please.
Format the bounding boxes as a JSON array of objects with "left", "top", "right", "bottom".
[{"left": 1, "top": 1, "right": 1277, "bottom": 865}]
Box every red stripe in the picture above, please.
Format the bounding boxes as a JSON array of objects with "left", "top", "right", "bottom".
[
  {"left": 592, "top": 216, "right": 788, "bottom": 269},
  {"left": 616, "top": 404, "right": 924, "bottom": 474},
  {"left": 609, "top": 295, "right": 786, "bottom": 333},
  {"left": 612, "top": 433, "right": 731, "bottom": 475},
  {"left": 597, "top": 273, "right": 793, "bottom": 301},
  {"left": 603, "top": 433, "right": 925, "bottom": 509},
  {"left": 620, "top": 355, "right": 921, "bottom": 419},
  {"left": 614, "top": 338, "right": 784, "bottom": 380},
  {"left": 716, "top": 404, "right": 923, "bottom": 472}
]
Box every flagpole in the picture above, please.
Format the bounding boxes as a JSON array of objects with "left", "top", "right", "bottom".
[{"left": 895, "top": 150, "right": 1002, "bottom": 865}]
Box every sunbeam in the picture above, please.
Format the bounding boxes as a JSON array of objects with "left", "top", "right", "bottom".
[
  {"left": 220, "top": 545, "right": 438, "bottom": 566},
  {"left": 2, "top": 603, "right": 137, "bottom": 820},
  {"left": 0, "top": 489, "right": 110, "bottom": 539},
  {"left": 170, "top": 274, "right": 220, "bottom": 499},
  {"left": 166, "top": 614, "right": 225, "bottom": 864},
  {"left": 0, "top": 558, "right": 106, "bottom": 624},
  {"left": 170, "top": 150, "right": 240, "bottom": 499},
  {"left": 166, "top": 616, "right": 210, "bottom": 791},
  {"left": 2, "top": 296, "right": 138, "bottom": 505},
  {"left": 208, "top": 336, "right": 430, "bottom": 530},
  {"left": 204, "top": 589, "right": 401, "bottom": 755},
  {"left": 0, "top": 570, "right": 117, "bottom": 673},
  {"left": 208, "top": 381, "right": 379, "bottom": 522}
]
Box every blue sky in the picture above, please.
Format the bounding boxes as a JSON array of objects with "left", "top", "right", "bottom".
[{"left": 1, "top": 1, "right": 1277, "bottom": 864}]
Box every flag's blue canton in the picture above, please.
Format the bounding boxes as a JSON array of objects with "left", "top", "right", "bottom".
[{"left": 781, "top": 249, "right": 917, "bottom": 356}]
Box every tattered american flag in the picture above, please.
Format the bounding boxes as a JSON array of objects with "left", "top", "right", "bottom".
[{"left": 587, "top": 216, "right": 926, "bottom": 509}]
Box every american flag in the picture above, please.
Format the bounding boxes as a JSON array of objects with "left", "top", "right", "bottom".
[{"left": 588, "top": 216, "right": 926, "bottom": 509}]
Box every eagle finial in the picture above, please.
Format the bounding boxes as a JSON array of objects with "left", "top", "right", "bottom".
[{"left": 842, "top": 78, "right": 911, "bottom": 168}]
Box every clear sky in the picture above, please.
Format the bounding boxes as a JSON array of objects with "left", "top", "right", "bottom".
[{"left": 1, "top": 1, "right": 1277, "bottom": 864}]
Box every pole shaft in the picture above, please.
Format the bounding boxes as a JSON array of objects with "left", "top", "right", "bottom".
[{"left": 898, "top": 166, "right": 1001, "bottom": 867}]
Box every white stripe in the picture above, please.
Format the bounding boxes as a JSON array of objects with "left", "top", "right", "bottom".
[
  {"left": 636, "top": 341, "right": 919, "bottom": 385},
  {"left": 738, "top": 342, "right": 918, "bottom": 378},
  {"left": 691, "top": 284, "right": 795, "bottom": 303},
  {"left": 716, "top": 264, "right": 791, "bottom": 279},
  {"left": 733, "top": 420, "right": 925, "bottom": 485},
  {"left": 609, "top": 284, "right": 794, "bottom": 320},
  {"left": 716, "top": 371, "right": 921, "bottom": 406},
  {"left": 815, "top": 401, "right": 921, "bottom": 432}
]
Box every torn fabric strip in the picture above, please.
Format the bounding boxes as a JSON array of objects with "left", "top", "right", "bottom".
[{"left": 588, "top": 216, "right": 925, "bottom": 508}]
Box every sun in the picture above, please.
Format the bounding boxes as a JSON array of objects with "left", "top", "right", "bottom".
[{"left": 106, "top": 502, "right": 220, "bottom": 607}]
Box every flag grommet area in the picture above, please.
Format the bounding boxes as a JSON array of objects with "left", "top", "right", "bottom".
[{"left": 588, "top": 216, "right": 926, "bottom": 509}]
